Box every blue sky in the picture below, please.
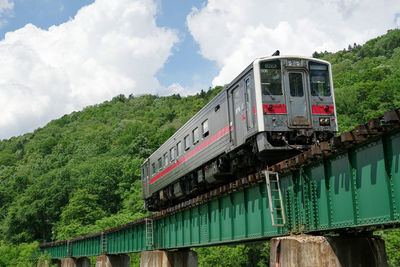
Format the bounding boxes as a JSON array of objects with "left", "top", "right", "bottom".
[
  {"left": 0, "top": 0, "right": 93, "bottom": 37},
  {"left": 155, "top": 0, "right": 218, "bottom": 91},
  {"left": 0, "top": 0, "right": 217, "bottom": 92},
  {"left": 0, "top": 0, "right": 399, "bottom": 139}
]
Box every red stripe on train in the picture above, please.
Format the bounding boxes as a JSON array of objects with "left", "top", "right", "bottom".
[
  {"left": 149, "top": 125, "right": 230, "bottom": 185},
  {"left": 312, "top": 105, "right": 334, "bottom": 114},
  {"left": 263, "top": 104, "right": 287, "bottom": 114}
]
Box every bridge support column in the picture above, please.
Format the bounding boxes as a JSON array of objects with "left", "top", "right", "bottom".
[
  {"left": 270, "top": 235, "right": 387, "bottom": 267},
  {"left": 140, "top": 249, "right": 198, "bottom": 267},
  {"left": 95, "top": 254, "right": 130, "bottom": 267},
  {"left": 60, "top": 257, "right": 90, "bottom": 267}
]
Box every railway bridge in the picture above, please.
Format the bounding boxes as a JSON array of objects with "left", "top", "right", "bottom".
[{"left": 38, "top": 109, "right": 400, "bottom": 266}]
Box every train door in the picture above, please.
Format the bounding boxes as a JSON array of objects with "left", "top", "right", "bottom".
[
  {"left": 228, "top": 84, "right": 246, "bottom": 147},
  {"left": 284, "top": 71, "right": 312, "bottom": 127},
  {"left": 244, "top": 75, "right": 255, "bottom": 131},
  {"left": 141, "top": 160, "right": 150, "bottom": 198}
]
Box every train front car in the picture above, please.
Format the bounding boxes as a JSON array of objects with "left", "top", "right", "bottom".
[
  {"left": 141, "top": 55, "right": 337, "bottom": 211},
  {"left": 254, "top": 56, "right": 337, "bottom": 160}
]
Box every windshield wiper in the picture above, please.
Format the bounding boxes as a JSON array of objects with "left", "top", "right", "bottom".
[
  {"left": 312, "top": 86, "right": 323, "bottom": 101},
  {"left": 261, "top": 83, "right": 276, "bottom": 100}
]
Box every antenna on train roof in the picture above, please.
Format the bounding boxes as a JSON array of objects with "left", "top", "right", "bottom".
[{"left": 272, "top": 50, "right": 280, "bottom": 56}]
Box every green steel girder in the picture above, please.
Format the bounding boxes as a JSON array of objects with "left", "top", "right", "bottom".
[{"left": 41, "top": 129, "right": 400, "bottom": 258}]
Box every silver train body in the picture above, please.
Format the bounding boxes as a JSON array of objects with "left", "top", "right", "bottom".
[{"left": 141, "top": 55, "right": 338, "bottom": 211}]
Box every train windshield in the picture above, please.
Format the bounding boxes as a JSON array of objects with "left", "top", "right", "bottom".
[
  {"left": 309, "top": 62, "right": 331, "bottom": 96},
  {"left": 260, "top": 60, "right": 282, "bottom": 96}
]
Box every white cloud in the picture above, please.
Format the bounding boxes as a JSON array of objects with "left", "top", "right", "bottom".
[
  {"left": 187, "top": 0, "right": 400, "bottom": 86},
  {"left": 0, "top": 0, "right": 13, "bottom": 15},
  {"left": 166, "top": 82, "right": 206, "bottom": 96},
  {"left": 396, "top": 14, "right": 400, "bottom": 27},
  {"left": 167, "top": 83, "right": 186, "bottom": 95},
  {"left": 0, "top": 0, "right": 178, "bottom": 139},
  {"left": 0, "top": 0, "right": 13, "bottom": 27}
]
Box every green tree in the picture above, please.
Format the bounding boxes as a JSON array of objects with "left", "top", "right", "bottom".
[
  {"left": 195, "top": 245, "right": 250, "bottom": 267},
  {"left": 54, "top": 189, "right": 106, "bottom": 240}
]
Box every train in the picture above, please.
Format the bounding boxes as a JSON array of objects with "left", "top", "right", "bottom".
[{"left": 141, "top": 54, "right": 338, "bottom": 211}]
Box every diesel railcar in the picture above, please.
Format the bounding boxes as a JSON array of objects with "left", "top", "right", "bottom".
[{"left": 142, "top": 55, "right": 338, "bottom": 211}]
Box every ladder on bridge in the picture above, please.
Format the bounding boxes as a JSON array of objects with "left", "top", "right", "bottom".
[
  {"left": 100, "top": 232, "right": 107, "bottom": 253},
  {"left": 145, "top": 218, "right": 154, "bottom": 248},
  {"left": 264, "top": 170, "right": 285, "bottom": 227}
]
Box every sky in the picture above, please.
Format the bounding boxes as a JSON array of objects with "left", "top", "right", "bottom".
[{"left": 0, "top": 0, "right": 399, "bottom": 140}]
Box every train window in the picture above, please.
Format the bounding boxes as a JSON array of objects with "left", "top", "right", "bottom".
[
  {"left": 309, "top": 62, "right": 331, "bottom": 96},
  {"left": 170, "top": 147, "right": 176, "bottom": 162},
  {"left": 202, "top": 119, "right": 209, "bottom": 137},
  {"left": 152, "top": 162, "right": 156, "bottom": 174},
  {"left": 193, "top": 127, "right": 199, "bottom": 144},
  {"left": 214, "top": 105, "right": 220, "bottom": 112},
  {"left": 164, "top": 153, "right": 168, "bottom": 167},
  {"left": 289, "top": 73, "right": 304, "bottom": 97},
  {"left": 260, "top": 60, "right": 282, "bottom": 96},
  {"left": 158, "top": 158, "right": 162, "bottom": 170},
  {"left": 184, "top": 135, "right": 190, "bottom": 150},
  {"left": 177, "top": 141, "right": 182, "bottom": 157}
]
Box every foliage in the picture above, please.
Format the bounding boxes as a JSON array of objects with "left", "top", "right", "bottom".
[
  {"left": 314, "top": 29, "right": 400, "bottom": 132},
  {"left": 376, "top": 229, "right": 400, "bottom": 267},
  {"left": 0, "top": 241, "right": 39, "bottom": 267},
  {"left": 195, "top": 245, "right": 250, "bottom": 267},
  {"left": 0, "top": 87, "right": 222, "bottom": 244},
  {"left": 194, "top": 242, "right": 270, "bottom": 267}
]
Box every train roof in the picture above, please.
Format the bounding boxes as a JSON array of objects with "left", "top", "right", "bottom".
[
  {"left": 255, "top": 55, "right": 330, "bottom": 65},
  {"left": 226, "top": 55, "right": 331, "bottom": 89}
]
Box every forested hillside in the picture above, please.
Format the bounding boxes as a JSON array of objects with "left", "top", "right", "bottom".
[
  {"left": 0, "top": 29, "right": 400, "bottom": 266},
  {"left": 315, "top": 28, "right": 400, "bottom": 131}
]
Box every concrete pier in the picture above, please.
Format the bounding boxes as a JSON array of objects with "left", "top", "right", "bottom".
[
  {"left": 270, "top": 235, "right": 387, "bottom": 267},
  {"left": 140, "top": 250, "right": 198, "bottom": 267},
  {"left": 95, "top": 254, "right": 130, "bottom": 267}
]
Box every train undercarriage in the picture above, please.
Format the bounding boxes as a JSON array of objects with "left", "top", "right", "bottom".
[{"left": 145, "top": 130, "right": 333, "bottom": 211}]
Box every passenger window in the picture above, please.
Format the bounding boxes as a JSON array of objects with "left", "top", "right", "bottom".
[
  {"left": 193, "top": 128, "right": 199, "bottom": 144},
  {"left": 177, "top": 141, "right": 182, "bottom": 157},
  {"left": 289, "top": 73, "right": 304, "bottom": 97},
  {"left": 164, "top": 153, "right": 168, "bottom": 167},
  {"left": 202, "top": 119, "right": 209, "bottom": 137},
  {"left": 170, "top": 147, "right": 176, "bottom": 162},
  {"left": 158, "top": 158, "right": 162, "bottom": 170},
  {"left": 184, "top": 135, "right": 190, "bottom": 150},
  {"left": 260, "top": 60, "right": 282, "bottom": 96},
  {"left": 152, "top": 162, "right": 156, "bottom": 174}
]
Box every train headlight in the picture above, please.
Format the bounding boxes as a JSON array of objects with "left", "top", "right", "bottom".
[{"left": 319, "top": 117, "right": 330, "bottom": 126}]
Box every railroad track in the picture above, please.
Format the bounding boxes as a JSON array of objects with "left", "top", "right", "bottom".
[{"left": 40, "top": 108, "right": 400, "bottom": 249}]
